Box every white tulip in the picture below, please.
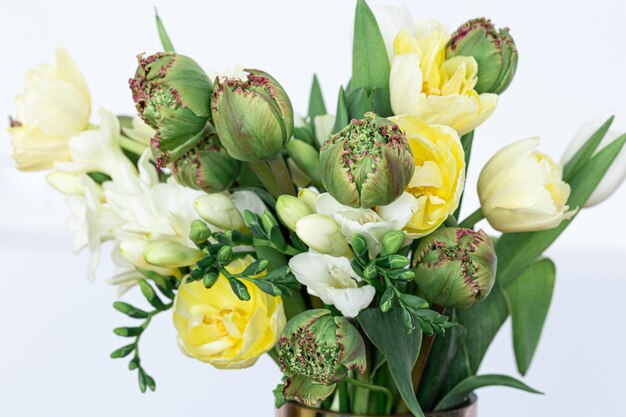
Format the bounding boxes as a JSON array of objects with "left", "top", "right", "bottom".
[
  {"left": 371, "top": 5, "right": 415, "bottom": 63},
  {"left": 295, "top": 214, "right": 351, "bottom": 257},
  {"left": 478, "top": 138, "right": 577, "bottom": 233},
  {"left": 561, "top": 120, "right": 626, "bottom": 207},
  {"left": 8, "top": 48, "right": 91, "bottom": 171},
  {"left": 316, "top": 192, "right": 417, "bottom": 256},
  {"left": 289, "top": 251, "right": 375, "bottom": 317}
]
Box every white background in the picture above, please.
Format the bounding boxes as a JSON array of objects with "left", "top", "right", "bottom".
[{"left": 1, "top": 0, "right": 625, "bottom": 416}]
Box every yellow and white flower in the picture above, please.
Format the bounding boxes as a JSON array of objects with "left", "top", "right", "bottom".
[
  {"left": 373, "top": 8, "right": 497, "bottom": 135},
  {"left": 173, "top": 256, "right": 286, "bottom": 369},
  {"left": 8, "top": 48, "right": 91, "bottom": 171},
  {"left": 479, "top": 138, "right": 577, "bottom": 232},
  {"left": 389, "top": 115, "right": 465, "bottom": 237}
]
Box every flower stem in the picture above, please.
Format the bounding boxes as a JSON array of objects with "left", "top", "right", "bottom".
[
  {"left": 453, "top": 131, "right": 474, "bottom": 220},
  {"left": 459, "top": 208, "right": 485, "bottom": 229},
  {"left": 248, "top": 154, "right": 295, "bottom": 198},
  {"left": 344, "top": 377, "right": 394, "bottom": 415},
  {"left": 410, "top": 305, "right": 445, "bottom": 397},
  {"left": 118, "top": 135, "right": 149, "bottom": 156}
]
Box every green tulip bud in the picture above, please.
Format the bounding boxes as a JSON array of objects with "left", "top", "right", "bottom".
[
  {"left": 285, "top": 139, "right": 322, "bottom": 185},
  {"left": 446, "top": 18, "right": 518, "bottom": 95},
  {"left": 143, "top": 240, "right": 202, "bottom": 268},
  {"left": 172, "top": 125, "right": 241, "bottom": 193},
  {"left": 129, "top": 52, "right": 212, "bottom": 167},
  {"left": 189, "top": 219, "right": 211, "bottom": 244},
  {"left": 194, "top": 193, "right": 246, "bottom": 231},
  {"left": 319, "top": 113, "right": 414, "bottom": 209},
  {"left": 276, "top": 195, "right": 313, "bottom": 231},
  {"left": 211, "top": 69, "right": 294, "bottom": 162},
  {"left": 413, "top": 228, "right": 497, "bottom": 309},
  {"left": 279, "top": 309, "right": 366, "bottom": 406}
]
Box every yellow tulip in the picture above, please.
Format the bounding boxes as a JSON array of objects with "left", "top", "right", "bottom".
[
  {"left": 8, "top": 48, "right": 91, "bottom": 171},
  {"left": 389, "top": 115, "right": 465, "bottom": 237},
  {"left": 389, "top": 27, "right": 497, "bottom": 135},
  {"left": 173, "top": 256, "right": 286, "bottom": 369},
  {"left": 478, "top": 138, "right": 577, "bottom": 233}
]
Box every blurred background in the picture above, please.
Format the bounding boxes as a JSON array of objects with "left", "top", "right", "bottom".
[{"left": 1, "top": 0, "right": 624, "bottom": 416}]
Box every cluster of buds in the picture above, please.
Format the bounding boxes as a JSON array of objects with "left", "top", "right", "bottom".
[
  {"left": 171, "top": 125, "right": 241, "bottom": 193},
  {"left": 446, "top": 18, "right": 518, "bottom": 95},
  {"left": 129, "top": 52, "right": 212, "bottom": 167},
  {"left": 211, "top": 69, "right": 294, "bottom": 162},
  {"left": 319, "top": 113, "right": 414, "bottom": 209},
  {"left": 278, "top": 309, "right": 366, "bottom": 406},
  {"left": 413, "top": 228, "right": 497, "bottom": 309}
]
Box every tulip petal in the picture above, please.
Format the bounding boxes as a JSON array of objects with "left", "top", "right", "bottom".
[{"left": 390, "top": 53, "right": 422, "bottom": 115}]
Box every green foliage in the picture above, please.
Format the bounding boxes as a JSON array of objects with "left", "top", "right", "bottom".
[
  {"left": 308, "top": 74, "right": 327, "bottom": 120},
  {"left": 351, "top": 0, "right": 390, "bottom": 91},
  {"left": 434, "top": 374, "right": 542, "bottom": 411},
  {"left": 507, "top": 258, "right": 556, "bottom": 375},
  {"left": 110, "top": 277, "right": 175, "bottom": 393},
  {"left": 358, "top": 308, "right": 425, "bottom": 417},
  {"left": 332, "top": 87, "right": 350, "bottom": 134},
  {"left": 155, "top": 9, "right": 175, "bottom": 52}
]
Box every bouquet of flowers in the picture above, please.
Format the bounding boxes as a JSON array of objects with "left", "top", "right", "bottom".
[{"left": 8, "top": 1, "right": 625, "bottom": 416}]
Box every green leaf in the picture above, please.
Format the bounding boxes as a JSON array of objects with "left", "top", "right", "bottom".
[
  {"left": 136, "top": 268, "right": 176, "bottom": 300},
  {"left": 496, "top": 132, "right": 626, "bottom": 288},
  {"left": 110, "top": 343, "right": 136, "bottom": 359},
  {"left": 346, "top": 87, "right": 392, "bottom": 120},
  {"left": 154, "top": 9, "right": 175, "bottom": 52},
  {"left": 434, "top": 374, "right": 542, "bottom": 411},
  {"left": 563, "top": 116, "right": 613, "bottom": 181},
  {"left": 113, "top": 302, "right": 149, "bottom": 319},
  {"left": 379, "top": 287, "right": 394, "bottom": 312},
  {"left": 138, "top": 368, "right": 148, "bottom": 393},
  {"left": 308, "top": 74, "right": 326, "bottom": 120},
  {"left": 139, "top": 280, "right": 166, "bottom": 310},
  {"left": 250, "top": 279, "right": 282, "bottom": 296},
  {"left": 507, "top": 258, "right": 556, "bottom": 375},
  {"left": 358, "top": 308, "right": 425, "bottom": 417},
  {"left": 332, "top": 87, "right": 349, "bottom": 134},
  {"left": 114, "top": 326, "right": 143, "bottom": 337},
  {"left": 228, "top": 278, "right": 251, "bottom": 301},
  {"left": 351, "top": 0, "right": 390, "bottom": 91}
]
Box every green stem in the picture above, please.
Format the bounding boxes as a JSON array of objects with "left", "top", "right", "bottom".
[
  {"left": 248, "top": 154, "right": 295, "bottom": 198},
  {"left": 338, "top": 380, "right": 350, "bottom": 412},
  {"left": 118, "top": 135, "right": 149, "bottom": 156},
  {"left": 453, "top": 131, "right": 474, "bottom": 220},
  {"left": 345, "top": 378, "right": 394, "bottom": 415},
  {"left": 459, "top": 208, "right": 485, "bottom": 229},
  {"left": 252, "top": 238, "right": 302, "bottom": 256}
]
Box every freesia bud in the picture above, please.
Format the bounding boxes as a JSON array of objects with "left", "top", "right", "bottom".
[
  {"left": 189, "top": 219, "right": 211, "bottom": 244},
  {"left": 129, "top": 52, "right": 212, "bottom": 167},
  {"left": 211, "top": 69, "right": 294, "bottom": 162},
  {"left": 447, "top": 18, "right": 518, "bottom": 94},
  {"left": 478, "top": 138, "right": 577, "bottom": 232},
  {"left": 381, "top": 230, "right": 406, "bottom": 256},
  {"left": 295, "top": 214, "right": 350, "bottom": 257},
  {"left": 298, "top": 188, "right": 319, "bottom": 212},
  {"left": 172, "top": 125, "right": 241, "bottom": 193},
  {"left": 143, "top": 240, "right": 202, "bottom": 268},
  {"left": 279, "top": 309, "right": 366, "bottom": 406},
  {"left": 276, "top": 195, "right": 313, "bottom": 231},
  {"left": 194, "top": 193, "right": 246, "bottom": 231},
  {"left": 413, "top": 228, "right": 497, "bottom": 309},
  {"left": 319, "top": 113, "right": 414, "bottom": 208}
]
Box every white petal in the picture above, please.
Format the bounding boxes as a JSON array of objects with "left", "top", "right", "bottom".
[
  {"left": 376, "top": 192, "right": 418, "bottom": 229},
  {"left": 390, "top": 53, "right": 422, "bottom": 115},
  {"left": 314, "top": 114, "right": 336, "bottom": 147},
  {"left": 325, "top": 286, "right": 376, "bottom": 318},
  {"left": 371, "top": 5, "right": 415, "bottom": 62}
]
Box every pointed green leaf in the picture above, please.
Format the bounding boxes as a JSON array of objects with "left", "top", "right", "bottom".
[
  {"left": 507, "top": 258, "right": 556, "bottom": 375},
  {"left": 113, "top": 302, "right": 149, "bottom": 319},
  {"left": 139, "top": 280, "right": 166, "bottom": 310},
  {"left": 563, "top": 116, "right": 614, "bottom": 181},
  {"left": 110, "top": 343, "right": 136, "bottom": 359},
  {"left": 351, "top": 0, "right": 390, "bottom": 90},
  {"left": 228, "top": 278, "right": 251, "bottom": 301},
  {"left": 114, "top": 326, "right": 143, "bottom": 337},
  {"left": 308, "top": 74, "right": 327, "bottom": 120},
  {"left": 332, "top": 87, "right": 349, "bottom": 134},
  {"left": 155, "top": 10, "right": 175, "bottom": 52},
  {"left": 434, "top": 374, "right": 542, "bottom": 411},
  {"left": 358, "top": 308, "right": 425, "bottom": 417}
]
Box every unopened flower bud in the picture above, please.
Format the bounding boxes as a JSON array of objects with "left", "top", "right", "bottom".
[
  {"left": 276, "top": 195, "right": 313, "bottom": 231},
  {"left": 279, "top": 309, "right": 366, "bottom": 406},
  {"left": 447, "top": 18, "right": 518, "bottom": 94},
  {"left": 194, "top": 193, "right": 246, "bottom": 231},
  {"left": 211, "top": 69, "right": 293, "bottom": 162},
  {"left": 320, "top": 113, "right": 414, "bottom": 208},
  {"left": 381, "top": 230, "right": 406, "bottom": 256},
  {"left": 129, "top": 52, "right": 212, "bottom": 167},
  {"left": 172, "top": 125, "right": 241, "bottom": 193},
  {"left": 285, "top": 139, "right": 322, "bottom": 185},
  {"left": 189, "top": 219, "right": 211, "bottom": 244},
  {"left": 144, "top": 240, "right": 202, "bottom": 268},
  {"left": 295, "top": 214, "right": 350, "bottom": 257},
  {"left": 413, "top": 228, "right": 497, "bottom": 309},
  {"left": 298, "top": 188, "right": 319, "bottom": 212}
]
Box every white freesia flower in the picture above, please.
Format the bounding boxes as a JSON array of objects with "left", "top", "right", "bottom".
[
  {"left": 55, "top": 108, "right": 135, "bottom": 181},
  {"left": 295, "top": 214, "right": 351, "bottom": 257},
  {"left": 289, "top": 251, "right": 375, "bottom": 317},
  {"left": 315, "top": 192, "right": 417, "bottom": 256},
  {"left": 561, "top": 120, "right": 626, "bottom": 207},
  {"left": 8, "top": 48, "right": 91, "bottom": 171},
  {"left": 121, "top": 116, "right": 155, "bottom": 146},
  {"left": 314, "top": 114, "right": 335, "bottom": 147}
]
